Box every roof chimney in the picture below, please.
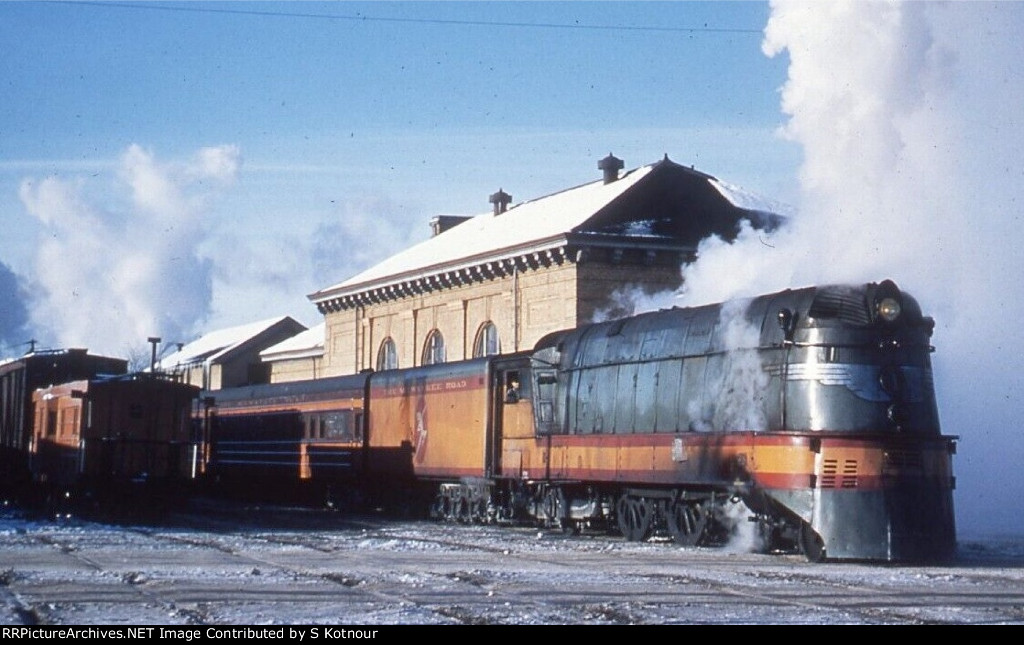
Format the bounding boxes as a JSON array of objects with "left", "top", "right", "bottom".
[
  {"left": 489, "top": 189, "right": 512, "bottom": 215},
  {"left": 599, "top": 153, "right": 624, "bottom": 184},
  {"left": 429, "top": 215, "right": 471, "bottom": 237}
]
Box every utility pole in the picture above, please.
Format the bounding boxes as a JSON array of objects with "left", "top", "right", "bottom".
[{"left": 148, "top": 336, "right": 161, "bottom": 375}]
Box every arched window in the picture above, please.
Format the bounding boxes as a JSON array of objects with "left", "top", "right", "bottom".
[
  {"left": 376, "top": 338, "right": 398, "bottom": 371},
  {"left": 473, "top": 322, "right": 500, "bottom": 358},
  {"left": 422, "top": 330, "right": 446, "bottom": 365}
]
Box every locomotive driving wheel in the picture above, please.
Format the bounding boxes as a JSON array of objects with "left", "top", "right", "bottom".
[
  {"left": 665, "top": 500, "right": 708, "bottom": 547},
  {"left": 456, "top": 493, "right": 476, "bottom": 524},
  {"left": 616, "top": 494, "right": 653, "bottom": 542},
  {"left": 542, "top": 487, "right": 575, "bottom": 533},
  {"left": 799, "top": 523, "right": 826, "bottom": 563},
  {"left": 429, "top": 493, "right": 446, "bottom": 520}
]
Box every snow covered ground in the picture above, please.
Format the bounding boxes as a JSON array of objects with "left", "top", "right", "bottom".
[{"left": 1, "top": 500, "right": 1023, "bottom": 626}]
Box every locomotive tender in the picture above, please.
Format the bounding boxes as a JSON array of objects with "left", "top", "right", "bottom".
[{"left": 200, "top": 279, "right": 957, "bottom": 563}]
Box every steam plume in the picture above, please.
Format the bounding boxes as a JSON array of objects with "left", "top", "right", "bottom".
[
  {"left": 0, "top": 260, "right": 30, "bottom": 353},
  {"left": 18, "top": 144, "right": 240, "bottom": 357},
  {"left": 679, "top": 1, "right": 1024, "bottom": 535}
]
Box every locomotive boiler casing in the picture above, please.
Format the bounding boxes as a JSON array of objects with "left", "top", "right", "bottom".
[
  {"left": 764, "top": 285, "right": 955, "bottom": 561},
  {"left": 529, "top": 279, "right": 957, "bottom": 561}
]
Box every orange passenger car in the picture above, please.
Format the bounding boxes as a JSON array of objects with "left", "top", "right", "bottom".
[{"left": 200, "top": 374, "right": 371, "bottom": 505}]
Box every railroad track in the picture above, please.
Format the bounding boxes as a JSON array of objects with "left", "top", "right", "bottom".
[{"left": 1, "top": 503, "right": 1023, "bottom": 625}]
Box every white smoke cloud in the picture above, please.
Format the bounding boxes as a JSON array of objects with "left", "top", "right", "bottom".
[
  {"left": 589, "top": 284, "right": 681, "bottom": 324},
  {"left": 0, "top": 259, "right": 30, "bottom": 353},
  {"left": 18, "top": 144, "right": 240, "bottom": 358},
  {"left": 677, "top": 2, "right": 966, "bottom": 303},
  {"left": 717, "top": 498, "right": 764, "bottom": 555},
  {"left": 709, "top": 299, "right": 771, "bottom": 433},
  {"left": 187, "top": 145, "right": 241, "bottom": 184},
  {"left": 677, "top": 1, "right": 1024, "bottom": 535},
  {"left": 312, "top": 195, "right": 427, "bottom": 287}
]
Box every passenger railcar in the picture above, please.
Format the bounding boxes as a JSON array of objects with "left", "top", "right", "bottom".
[
  {"left": 200, "top": 373, "right": 418, "bottom": 508},
  {"left": 366, "top": 355, "right": 534, "bottom": 521}
]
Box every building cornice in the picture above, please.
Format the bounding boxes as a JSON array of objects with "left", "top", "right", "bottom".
[
  {"left": 261, "top": 348, "right": 325, "bottom": 363},
  {"left": 311, "top": 234, "right": 695, "bottom": 314}
]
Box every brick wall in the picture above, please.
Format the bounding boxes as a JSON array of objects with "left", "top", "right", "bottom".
[{"left": 318, "top": 259, "right": 683, "bottom": 377}]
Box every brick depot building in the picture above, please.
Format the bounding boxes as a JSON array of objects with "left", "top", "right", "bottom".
[{"left": 307, "top": 155, "right": 783, "bottom": 378}]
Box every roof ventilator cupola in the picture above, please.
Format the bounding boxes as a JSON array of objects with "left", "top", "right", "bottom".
[
  {"left": 490, "top": 189, "right": 512, "bottom": 215},
  {"left": 599, "top": 153, "right": 624, "bottom": 184}
]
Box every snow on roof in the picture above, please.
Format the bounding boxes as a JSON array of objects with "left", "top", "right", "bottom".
[
  {"left": 157, "top": 316, "right": 301, "bottom": 368},
  {"left": 710, "top": 178, "right": 796, "bottom": 218},
  {"left": 311, "top": 163, "right": 658, "bottom": 299},
  {"left": 260, "top": 323, "right": 325, "bottom": 362},
  {"left": 310, "top": 159, "right": 790, "bottom": 304}
]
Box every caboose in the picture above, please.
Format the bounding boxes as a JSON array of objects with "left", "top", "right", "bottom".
[
  {"left": 0, "top": 348, "right": 127, "bottom": 497},
  {"left": 29, "top": 374, "right": 200, "bottom": 513}
]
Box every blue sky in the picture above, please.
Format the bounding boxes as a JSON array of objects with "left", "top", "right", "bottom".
[
  {"left": 1, "top": 1, "right": 800, "bottom": 352},
  {"left": 3, "top": 1, "right": 1024, "bottom": 537}
]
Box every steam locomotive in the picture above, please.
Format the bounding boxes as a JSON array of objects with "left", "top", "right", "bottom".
[{"left": 198, "top": 279, "right": 958, "bottom": 563}]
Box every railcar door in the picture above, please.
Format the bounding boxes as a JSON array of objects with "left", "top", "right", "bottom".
[{"left": 492, "top": 358, "right": 535, "bottom": 479}]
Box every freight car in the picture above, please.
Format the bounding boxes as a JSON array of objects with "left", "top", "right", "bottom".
[
  {"left": 200, "top": 279, "right": 957, "bottom": 563},
  {"left": 28, "top": 373, "right": 201, "bottom": 514}
]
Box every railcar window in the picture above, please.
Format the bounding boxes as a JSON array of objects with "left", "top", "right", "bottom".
[
  {"left": 321, "top": 412, "right": 353, "bottom": 440},
  {"left": 504, "top": 370, "right": 522, "bottom": 403},
  {"left": 533, "top": 370, "right": 560, "bottom": 434}
]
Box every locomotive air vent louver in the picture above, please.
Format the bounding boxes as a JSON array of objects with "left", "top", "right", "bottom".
[
  {"left": 808, "top": 289, "right": 872, "bottom": 325},
  {"left": 821, "top": 457, "right": 860, "bottom": 489},
  {"left": 841, "top": 459, "right": 859, "bottom": 488}
]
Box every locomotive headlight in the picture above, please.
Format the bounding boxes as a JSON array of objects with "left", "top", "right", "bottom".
[{"left": 876, "top": 297, "right": 902, "bottom": 322}]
